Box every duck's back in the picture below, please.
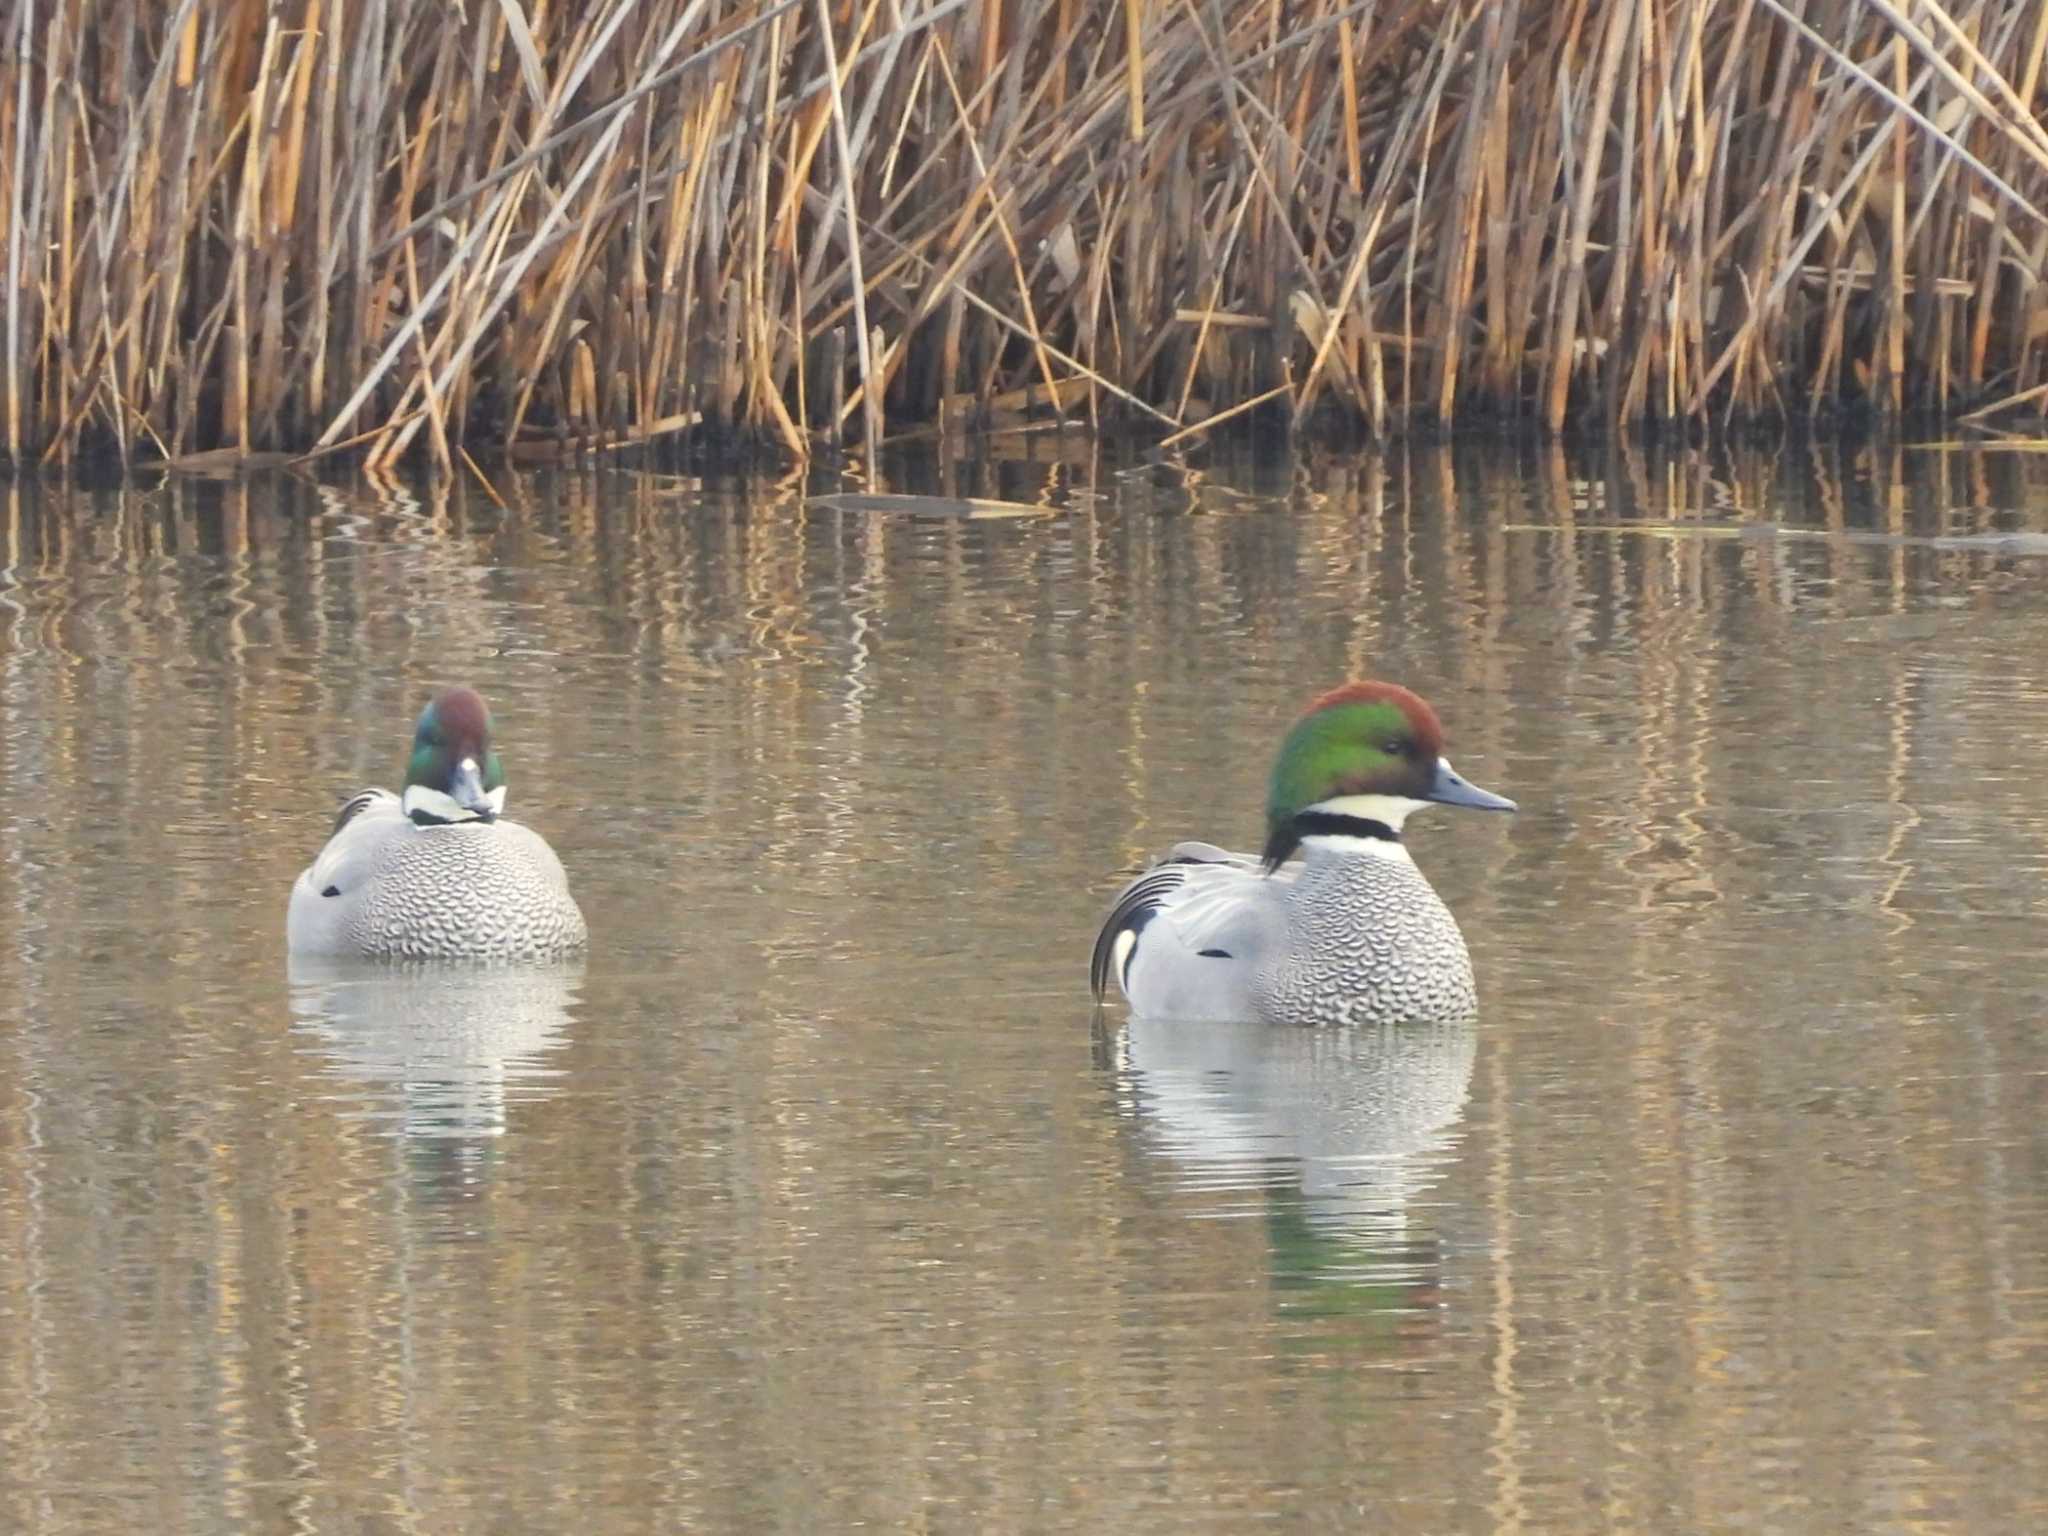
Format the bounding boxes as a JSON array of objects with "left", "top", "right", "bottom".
[{"left": 291, "top": 801, "right": 587, "bottom": 961}]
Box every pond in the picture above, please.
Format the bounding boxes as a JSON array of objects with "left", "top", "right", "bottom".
[{"left": 1, "top": 438, "right": 2044, "bottom": 1532}]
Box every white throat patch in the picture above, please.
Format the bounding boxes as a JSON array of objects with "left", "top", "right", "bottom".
[
  {"left": 1310, "top": 793, "right": 1427, "bottom": 830},
  {"left": 1299, "top": 793, "right": 1424, "bottom": 863},
  {"left": 401, "top": 783, "right": 508, "bottom": 824}
]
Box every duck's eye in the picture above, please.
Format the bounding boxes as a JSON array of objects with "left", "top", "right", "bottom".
[{"left": 1381, "top": 739, "right": 1407, "bottom": 756}]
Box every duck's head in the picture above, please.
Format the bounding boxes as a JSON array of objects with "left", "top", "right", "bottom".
[
  {"left": 1262, "top": 681, "right": 1515, "bottom": 871},
  {"left": 401, "top": 687, "right": 508, "bottom": 827}
]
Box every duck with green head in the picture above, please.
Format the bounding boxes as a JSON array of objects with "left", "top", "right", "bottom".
[
  {"left": 1091, "top": 681, "right": 1514, "bottom": 1024},
  {"left": 287, "top": 687, "right": 587, "bottom": 961}
]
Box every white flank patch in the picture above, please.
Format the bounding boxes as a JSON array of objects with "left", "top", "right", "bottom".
[{"left": 1113, "top": 928, "right": 1138, "bottom": 982}]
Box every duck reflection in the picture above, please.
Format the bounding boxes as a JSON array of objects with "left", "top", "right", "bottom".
[
  {"left": 1105, "top": 1013, "right": 1477, "bottom": 1296},
  {"left": 288, "top": 959, "right": 581, "bottom": 1167}
]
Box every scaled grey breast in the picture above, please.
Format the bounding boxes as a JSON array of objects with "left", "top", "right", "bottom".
[
  {"left": 1253, "top": 855, "right": 1478, "bottom": 1027},
  {"left": 349, "top": 824, "right": 586, "bottom": 962}
]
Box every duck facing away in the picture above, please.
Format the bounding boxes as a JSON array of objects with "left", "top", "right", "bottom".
[
  {"left": 287, "top": 687, "right": 588, "bottom": 961},
  {"left": 1091, "top": 682, "right": 1514, "bottom": 1026}
]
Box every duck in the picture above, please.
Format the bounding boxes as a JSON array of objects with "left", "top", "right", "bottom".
[
  {"left": 286, "top": 687, "right": 588, "bottom": 961},
  {"left": 1090, "top": 681, "right": 1514, "bottom": 1025}
]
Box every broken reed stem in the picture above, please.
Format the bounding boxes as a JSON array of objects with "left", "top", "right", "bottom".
[{"left": 8, "top": 0, "right": 2048, "bottom": 469}]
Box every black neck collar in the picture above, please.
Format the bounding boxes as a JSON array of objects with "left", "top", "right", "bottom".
[
  {"left": 1261, "top": 810, "right": 1402, "bottom": 871},
  {"left": 1292, "top": 810, "right": 1401, "bottom": 843},
  {"left": 409, "top": 808, "right": 495, "bottom": 828}
]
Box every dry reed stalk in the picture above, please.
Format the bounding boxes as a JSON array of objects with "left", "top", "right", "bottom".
[
  {"left": 8, "top": 0, "right": 2048, "bottom": 468},
  {"left": 812, "top": 0, "right": 883, "bottom": 462}
]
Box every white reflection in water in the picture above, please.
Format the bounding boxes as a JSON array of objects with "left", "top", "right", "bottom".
[
  {"left": 1109, "top": 1014, "right": 1477, "bottom": 1275},
  {"left": 288, "top": 959, "right": 582, "bottom": 1143}
]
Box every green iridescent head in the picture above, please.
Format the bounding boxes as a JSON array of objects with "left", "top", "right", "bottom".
[
  {"left": 1262, "top": 681, "right": 1513, "bottom": 869},
  {"left": 401, "top": 686, "right": 507, "bottom": 825}
]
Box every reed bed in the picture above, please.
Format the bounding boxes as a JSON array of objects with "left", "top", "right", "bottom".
[{"left": 4, "top": 0, "right": 2047, "bottom": 469}]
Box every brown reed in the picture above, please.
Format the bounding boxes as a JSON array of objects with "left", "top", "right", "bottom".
[{"left": 3, "top": 0, "right": 2046, "bottom": 469}]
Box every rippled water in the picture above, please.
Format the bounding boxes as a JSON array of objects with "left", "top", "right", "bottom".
[{"left": 1, "top": 440, "right": 2044, "bottom": 1532}]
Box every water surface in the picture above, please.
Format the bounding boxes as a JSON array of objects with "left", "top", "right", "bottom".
[{"left": 1, "top": 440, "right": 2044, "bottom": 1532}]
